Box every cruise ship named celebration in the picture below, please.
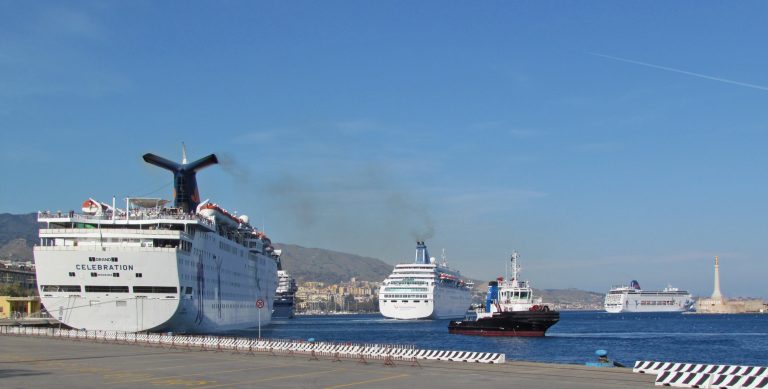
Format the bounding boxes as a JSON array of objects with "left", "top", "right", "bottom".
[
  {"left": 34, "top": 148, "right": 279, "bottom": 333},
  {"left": 604, "top": 280, "right": 694, "bottom": 313},
  {"left": 379, "top": 242, "right": 472, "bottom": 320}
]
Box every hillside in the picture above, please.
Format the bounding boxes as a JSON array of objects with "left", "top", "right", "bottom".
[
  {"left": 0, "top": 213, "right": 38, "bottom": 261},
  {"left": 537, "top": 288, "right": 604, "bottom": 309},
  {"left": 0, "top": 239, "right": 33, "bottom": 262},
  {"left": 274, "top": 243, "right": 393, "bottom": 284}
]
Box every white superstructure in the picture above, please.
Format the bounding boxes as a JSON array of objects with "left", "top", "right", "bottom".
[
  {"left": 273, "top": 267, "right": 298, "bottom": 319},
  {"left": 604, "top": 280, "right": 694, "bottom": 313},
  {"left": 379, "top": 242, "right": 472, "bottom": 320},
  {"left": 34, "top": 149, "right": 278, "bottom": 333},
  {"left": 478, "top": 252, "right": 545, "bottom": 317}
]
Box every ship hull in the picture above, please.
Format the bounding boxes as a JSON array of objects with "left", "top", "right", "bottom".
[
  {"left": 604, "top": 291, "right": 693, "bottom": 313},
  {"left": 448, "top": 311, "right": 560, "bottom": 337},
  {"left": 380, "top": 284, "right": 471, "bottom": 320},
  {"left": 272, "top": 298, "right": 295, "bottom": 319},
  {"left": 35, "top": 229, "right": 277, "bottom": 333}
]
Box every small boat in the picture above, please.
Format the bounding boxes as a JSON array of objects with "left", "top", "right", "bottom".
[{"left": 448, "top": 252, "right": 559, "bottom": 337}]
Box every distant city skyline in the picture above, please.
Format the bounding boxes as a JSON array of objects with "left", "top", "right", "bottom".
[{"left": 1, "top": 2, "right": 767, "bottom": 298}]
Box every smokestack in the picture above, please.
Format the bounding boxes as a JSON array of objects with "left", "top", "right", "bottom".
[
  {"left": 414, "top": 241, "right": 430, "bottom": 264},
  {"left": 142, "top": 149, "right": 218, "bottom": 213},
  {"left": 711, "top": 256, "right": 724, "bottom": 301}
]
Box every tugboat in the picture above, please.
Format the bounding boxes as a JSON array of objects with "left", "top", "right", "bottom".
[{"left": 448, "top": 252, "right": 559, "bottom": 337}]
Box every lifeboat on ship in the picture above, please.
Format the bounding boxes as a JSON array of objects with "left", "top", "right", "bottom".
[
  {"left": 197, "top": 201, "right": 244, "bottom": 227},
  {"left": 82, "top": 198, "right": 108, "bottom": 215}
]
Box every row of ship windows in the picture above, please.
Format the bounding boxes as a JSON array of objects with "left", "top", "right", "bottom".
[
  {"left": 212, "top": 303, "right": 265, "bottom": 309},
  {"left": 640, "top": 300, "right": 678, "bottom": 305},
  {"left": 383, "top": 287, "right": 428, "bottom": 292},
  {"left": 192, "top": 289, "right": 257, "bottom": 301},
  {"left": 387, "top": 281, "right": 429, "bottom": 285},
  {"left": 180, "top": 273, "right": 245, "bottom": 289},
  {"left": 69, "top": 272, "right": 142, "bottom": 278},
  {"left": 381, "top": 294, "right": 428, "bottom": 299},
  {"left": 218, "top": 241, "right": 243, "bottom": 256},
  {"left": 41, "top": 285, "right": 179, "bottom": 294},
  {"left": 188, "top": 249, "right": 266, "bottom": 268},
  {"left": 381, "top": 300, "right": 430, "bottom": 303}
]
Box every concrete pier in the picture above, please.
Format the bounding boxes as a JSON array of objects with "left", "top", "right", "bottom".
[{"left": 0, "top": 335, "right": 654, "bottom": 388}]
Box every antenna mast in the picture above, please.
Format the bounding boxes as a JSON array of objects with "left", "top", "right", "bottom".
[{"left": 510, "top": 251, "right": 520, "bottom": 281}]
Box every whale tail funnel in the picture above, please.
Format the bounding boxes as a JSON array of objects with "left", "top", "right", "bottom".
[{"left": 142, "top": 149, "right": 218, "bottom": 213}]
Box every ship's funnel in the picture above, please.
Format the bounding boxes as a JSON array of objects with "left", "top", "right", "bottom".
[
  {"left": 143, "top": 151, "right": 218, "bottom": 213},
  {"left": 414, "top": 241, "right": 430, "bottom": 264}
]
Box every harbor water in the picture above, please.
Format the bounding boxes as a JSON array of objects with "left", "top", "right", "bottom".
[{"left": 230, "top": 311, "right": 768, "bottom": 366}]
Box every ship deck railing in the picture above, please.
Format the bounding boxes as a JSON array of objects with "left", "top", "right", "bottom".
[
  {"left": 38, "top": 211, "right": 214, "bottom": 229},
  {"left": 35, "top": 245, "right": 178, "bottom": 253},
  {"left": 39, "top": 228, "right": 187, "bottom": 237}
]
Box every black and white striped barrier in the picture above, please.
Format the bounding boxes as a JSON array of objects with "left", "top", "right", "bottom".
[
  {"left": 654, "top": 371, "right": 768, "bottom": 388},
  {"left": 635, "top": 361, "right": 768, "bottom": 376},
  {"left": 0, "top": 326, "right": 505, "bottom": 364},
  {"left": 634, "top": 360, "right": 768, "bottom": 388}
]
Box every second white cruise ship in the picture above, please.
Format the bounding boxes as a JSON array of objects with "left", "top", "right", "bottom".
[
  {"left": 379, "top": 242, "right": 472, "bottom": 320},
  {"left": 604, "top": 280, "right": 694, "bottom": 313}
]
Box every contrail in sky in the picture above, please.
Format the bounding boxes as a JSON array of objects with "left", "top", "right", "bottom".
[{"left": 588, "top": 52, "right": 768, "bottom": 92}]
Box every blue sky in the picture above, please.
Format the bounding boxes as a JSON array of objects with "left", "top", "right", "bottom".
[{"left": 2, "top": 2, "right": 767, "bottom": 297}]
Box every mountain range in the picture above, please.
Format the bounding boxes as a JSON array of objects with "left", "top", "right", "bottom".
[{"left": 0, "top": 213, "right": 37, "bottom": 261}]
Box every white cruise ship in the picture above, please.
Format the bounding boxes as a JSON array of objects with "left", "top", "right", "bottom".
[
  {"left": 272, "top": 254, "right": 298, "bottom": 319},
  {"left": 379, "top": 242, "right": 472, "bottom": 320},
  {"left": 34, "top": 148, "right": 278, "bottom": 333},
  {"left": 604, "top": 280, "right": 694, "bottom": 313}
]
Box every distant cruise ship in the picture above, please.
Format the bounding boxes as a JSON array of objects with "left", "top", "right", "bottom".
[
  {"left": 34, "top": 148, "right": 279, "bottom": 333},
  {"left": 604, "top": 280, "right": 694, "bottom": 313},
  {"left": 273, "top": 253, "right": 298, "bottom": 319},
  {"left": 379, "top": 242, "right": 472, "bottom": 320}
]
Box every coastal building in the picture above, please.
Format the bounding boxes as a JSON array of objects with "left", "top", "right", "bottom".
[
  {"left": 695, "top": 256, "right": 765, "bottom": 313},
  {"left": 295, "top": 278, "right": 380, "bottom": 313},
  {"left": 0, "top": 261, "right": 37, "bottom": 291},
  {"left": 0, "top": 296, "right": 41, "bottom": 319}
]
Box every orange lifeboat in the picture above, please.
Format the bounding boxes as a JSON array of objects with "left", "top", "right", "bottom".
[
  {"left": 82, "top": 198, "right": 107, "bottom": 215},
  {"left": 198, "top": 203, "right": 243, "bottom": 227}
]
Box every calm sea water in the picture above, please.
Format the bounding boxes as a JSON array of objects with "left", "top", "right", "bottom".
[{"left": 229, "top": 311, "right": 768, "bottom": 366}]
